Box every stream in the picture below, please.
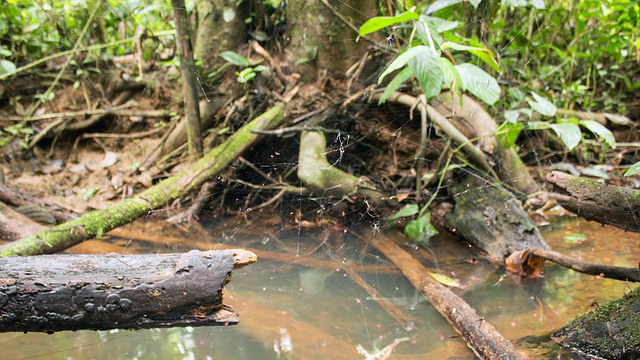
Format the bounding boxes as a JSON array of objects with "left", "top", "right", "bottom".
[{"left": 0, "top": 216, "right": 638, "bottom": 359}]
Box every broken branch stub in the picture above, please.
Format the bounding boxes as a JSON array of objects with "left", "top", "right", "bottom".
[{"left": 0, "top": 249, "right": 255, "bottom": 333}]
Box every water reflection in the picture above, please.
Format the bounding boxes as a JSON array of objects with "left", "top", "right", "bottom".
[{"left": 0, "top": 218, "right": 637, "bottom": 359}]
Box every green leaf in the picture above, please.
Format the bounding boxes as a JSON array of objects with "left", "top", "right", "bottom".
[
  {"left": 378, "top": 46, "right": 429, "bottom": 84},
  {"left": 564, "top": 233, "right": 587, "bottom": 244},
  {"left": 379, "top": 67, "right": 413, "bottom": 104},
  {"left": 439, "top": 57, "right": 462, "bottom": 97},
  {"left": 497, "top": 122, "right": 523, "bottom": 148},
  {"left": 625, "top": 162, "right": 640, "bottom": 176},
  {"left": 549, "top": 122, "right": 581, "bottom": 150},
  {"left": 219, "top": 51, "right": 250, "bottom": 67},
  {"left": 408, "top": 49, "right": 444, "bottom": 99},
  {"left": 388, "top": 204, "right": 419, "bottom": 222},
  {"left": 359, "top": 11, "right": 419, "bottom": 37},
  {"left": 404, "top": 213, "right": 439, "bottom": 244},
  {"left": 429, "top": 272, "right": 462, "bottom": 288},
  {"left": 580, "top": 120, "right": 616, "bottom": 149},
  {"left": 527, "top": 91, "right": 557, "bottom": 116},
  {"left": 0, "top": 59, "right": 16, "bottom": 75},
  {"left": 82, "top": 187, "right": 100, "bottom": 202},
  {"left": 425, "top": 0, "right": 463, "bottom": 14},
  {"left": 504, "top": 110, "right": 520, "bottom": 123},
  {"left": 424, "top": 16, "right": 459, "bottom": 33},
  {"left": 237, "top": 68, "right": 256, "bottom": 83},
  {"left": 455, "top": 63, "right": 500, "bottom": 105},
  {"left": 441, "top": 42, "right": 490, "bottom": 53}
]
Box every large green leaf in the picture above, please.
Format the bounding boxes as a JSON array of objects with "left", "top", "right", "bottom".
[
  {"left": 549, "top": 122, "right": 581, "bottom": 150},
  {"left": 378, "top": 46, "right": 429, "bottom": 84},
  {"left": 379, "top": 67, "right": 413, "bottom": 104},
  {"left": 404, "top": 213, "right": 439, "bottom": 244},
  {"left": 497, "top": 121, "right": 523, "bottom": 148},
  {"left": 455, "top": 63, "right": 500, "bottom": 105},
  {"left": 359, "top": 11, "right": 419, "bottom": 36},
  {"left": 408, "top": 49, "right": 444, "bottom": 99},
  {"left": 219, "top": 51, "right": 250, "bottom": 67},
  {"left": 388, "top": 204, "right": 419, "bottom": 222},
  {"left": 625, "top": 162, "right": 640, "bottom": 177},
  {"left": 580, "top": 120, "right": 616, "bottom": 149},
  {"left": 439, "top": 57, "right": 462, "bottom": 97},
  {"left": 426, "top": 0, "right": 463, "bottom": 14},
  {"left": 527, "top": 91, "right": 557, "bottom": 117}
]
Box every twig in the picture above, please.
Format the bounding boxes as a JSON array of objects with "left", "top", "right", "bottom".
[
  {"left": 5, "top": 109, "right": 174, "bottom": 122},
  {"left": 81, "top": 126, "right": 167, "bottom": 139}
]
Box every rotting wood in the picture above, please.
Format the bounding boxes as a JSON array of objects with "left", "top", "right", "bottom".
[
  {"left": 0, "top": 103, "right": 287, "bottom": 257},
  {"left": 0, "top": 249, "right": 255, "bottom": 333},
  {"left": 444, "top": 172, "right": 549, "bottom": 264},
  {"left": 360, "top": 231, "right": 523, "bottom": 360},
  {"left": 546, "top": 170, "right": 640, "bottom": 233}
]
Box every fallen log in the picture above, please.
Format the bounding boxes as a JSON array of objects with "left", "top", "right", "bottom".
[
  {"left": 0, "top": 103, "right": 287, "bottom": 257},
  {"left": 546, "top": 171, "right": 640, "bottom": 233},
  {"left": 551, "top": 286, "right": 640, "bottom": 359},
  {"left": 444, "top": 172, "right": 549, "bottom": 264},
  {"left": 362, "top": 231, "right": 523, "bottom": 359},
  {"left": 0, "top": 249, "right": 255, "bottom": 333}
]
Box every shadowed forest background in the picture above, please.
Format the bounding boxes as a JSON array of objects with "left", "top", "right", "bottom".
[{"left": 0, "top": 0, "right": 639, "bottom": 359}]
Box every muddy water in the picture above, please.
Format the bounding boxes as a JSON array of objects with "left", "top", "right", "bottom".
[{"left": 0, "top": 217, "right": 637, "bottom": 359}]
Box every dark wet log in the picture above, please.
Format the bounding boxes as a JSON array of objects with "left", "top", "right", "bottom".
[
  {"left": 546, "top": 171, "right": 640, "bottom": 233},
  {"left": 551, "top": 286, "right": 640, "bottom": 359},
  {"left": 444, "top": 173, "right": 549, "bottom": 264},
  {"left": 0, "top": 249, "right": 256, "bottom": 333},
  {"left": 364, "top": 232, "right": 523, "bottom": 359},
  {"left": 507, "top": 248, "right": 640, "bottom": 282}
]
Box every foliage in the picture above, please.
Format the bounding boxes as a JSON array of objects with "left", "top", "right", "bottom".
[{"left": 360, "top": 2, "right": 500, "bottom": 106}]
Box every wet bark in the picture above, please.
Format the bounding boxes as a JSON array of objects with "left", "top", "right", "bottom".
[
  {"left": 366, "top": 233, "right": 522, "bottom": 360},
  {"left": 444, "top": 172, "right": 549, "bottom": 264},
  {"left": 0, "top": 249, "right": 256, "bottom": 333},
  {"left": 551, "top": 286, "right": 640, "bottom": 360},
  {"left": 0, "top": 104, "right": 286, "bottom": 257},
  {"left": 546, "top": 171, "right": 640, "bottom": 233}
]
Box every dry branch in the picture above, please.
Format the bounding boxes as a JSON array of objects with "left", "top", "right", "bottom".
[{"left": 0, "top": 249, "right": 255, "bottom": 333}]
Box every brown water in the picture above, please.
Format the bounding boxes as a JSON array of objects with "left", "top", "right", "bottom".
[{"left": 0, "top": 217, "right": 638, "bottom": 359}]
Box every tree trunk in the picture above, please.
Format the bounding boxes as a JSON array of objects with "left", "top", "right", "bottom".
[
  {"left": 547, "top": 171, "right": 640, "bottom": 232},
  {"left": 0, "top": 104, "right": 286, "bottom": 257},
  {"left": 172, "top": 0, "right": 203, "bottom": 160},
  {"left": 0, "top": 249, "right": 256, "bottom": 333},
  {"left": 285, "top": 0, "right": 377, "bottom": 78}
]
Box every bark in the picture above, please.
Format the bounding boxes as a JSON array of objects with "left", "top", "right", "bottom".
[
  {"left": 432, "top": 92, "right": 539, "bottom": 196},
  {"left": 0, "top": 249, "right": 256, "bottom": 333},
  {"left": 507, "top": 248, "right": 640, "bottom": 282},
  {"left": 551, "top": 286, "right": 640, "bottom": 360},
  {"left": 444, "top": 172, "right": 549, "bottom": 264},
  {"left": 0, "top": 104, "right": 286, "bottom": 257},
  {"left": 366, "top": 233, "right": 522, "bottom": 359},
  {"left": 0, "top": 202, "right": 48, "bottom": 240},
  {"left": 546, "top": 171, "right": 640, "bottom": 233},
  {"left": 285, "top": 0, "right": 377, "bottom": 78},
  {"left": 172, "top": 0, "right": 203, "bottom": 160},
  {"left": 193, "top": 0, "right": 250, "bottom": 76}
]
